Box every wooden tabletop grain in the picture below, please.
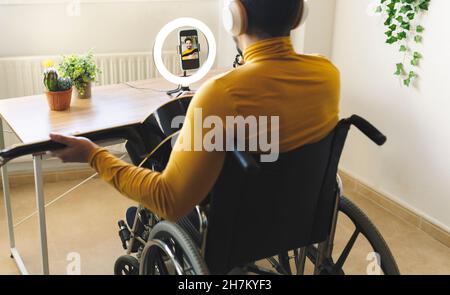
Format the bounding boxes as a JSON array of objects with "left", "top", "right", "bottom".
[{"left": 0, "top": 69, "right": 228, "bottom": 144}]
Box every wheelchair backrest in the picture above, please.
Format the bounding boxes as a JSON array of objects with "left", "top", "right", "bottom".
[
  {"left": 205, "top": 120, "right": 352, "bottom": 274},
  {"left": 125, "top": 96, "right": 193, "bottom": 169}
]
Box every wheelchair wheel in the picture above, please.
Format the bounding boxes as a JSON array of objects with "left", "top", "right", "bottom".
[
  {"left": 139, "top": 221, "right": 209, "bottom": 275},
  {"left": 114, "top": 255, "right": 140, "bottom": 275},
  {"left": 305, "top": 196, "right": 400, "bottom": 275}
]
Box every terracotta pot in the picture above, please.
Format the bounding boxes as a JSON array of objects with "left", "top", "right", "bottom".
[
  {"left": 74, "top": 82, "right": 92, "bottom": 99},
  {"left": 45, "top": 88, "right": 72, "bottom": 111}
]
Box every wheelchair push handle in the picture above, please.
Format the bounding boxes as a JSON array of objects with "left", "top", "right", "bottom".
[{"left": 348, "top": 115, "right": 387, "bottom": 146}]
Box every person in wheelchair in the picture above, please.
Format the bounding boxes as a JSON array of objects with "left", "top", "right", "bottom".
[
  {"left": 50, "top": 0, "right": 399, "bottom": 275},
  {"left": 49, "top": 0, "right": 339, "bottom": 224}
]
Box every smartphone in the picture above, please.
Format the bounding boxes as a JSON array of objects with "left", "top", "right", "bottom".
[{"left": 178, "top": 29, "right": 200, "bottom": 71}]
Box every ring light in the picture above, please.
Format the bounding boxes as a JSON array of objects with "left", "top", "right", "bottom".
[{"left": 153, "top": 18, "right": 217, "bottom": 86}]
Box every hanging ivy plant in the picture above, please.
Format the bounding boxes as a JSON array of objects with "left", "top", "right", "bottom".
[{"left": 375, "top": 0, "right": 431, "bottom": 87}]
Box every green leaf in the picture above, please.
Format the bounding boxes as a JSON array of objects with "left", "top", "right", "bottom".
[
  {"left": 416, "top": 25, "right": 425, "bottom": 33},
  {"left": 400, "top": 5, "right": 413, "bottom": 14},
  {"left": 399, "top": 45, "right": 408, "bottom": 52},
  {"left": 386, "top": 36, "right": 398, "bottom": 44},
  {"left": 418, "top": 1, "right": 430, "bottom": 10},
  {"left": 403, "top": 72, "right": 417, "bottom": 87},
  {"left": 400, "top": 22, "right": 410, "bottom": 30},
  {"left": 409, "top": 71, "right": 417, "bottom": 79},
  {"left": 394, "top": 63, "right": 405, "bottom": 76},
  {"left": 397, "top": 31, "right": 407, "bottom": 40}
]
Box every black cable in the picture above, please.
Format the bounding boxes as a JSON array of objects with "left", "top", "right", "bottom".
[
  {"left": 123, "top": 82, "right": 169, "bottom": 92},
  {"left": 233, "top": 54, "right": 244, "bottom": 68}
]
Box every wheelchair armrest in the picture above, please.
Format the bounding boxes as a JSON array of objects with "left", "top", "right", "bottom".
[{"left": 347, "top": 115, "right": 387, "bottom": 146}]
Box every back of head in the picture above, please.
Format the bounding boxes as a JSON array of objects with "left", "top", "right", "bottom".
[{"left": 241, "top": 0, "right": 302, "bottom": 37}]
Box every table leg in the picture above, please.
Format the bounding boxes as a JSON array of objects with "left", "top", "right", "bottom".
[
  {"left": 0, "top": 118, "right": 15, "bottom": 251},
  {"left": 2, "top": 165, "right": 30, "bottom": 274},
  {"left": 0, "top": 118, "right": 4, "bottom": 149},
  {"left": 33, "top": 154, "right": 49, "bottom": 275},
  {"left": 1, "top": 165, "right": 15, "bottom": 250},
  {"left": 1, "top": 120, "right": 29, "bottom": 274}
]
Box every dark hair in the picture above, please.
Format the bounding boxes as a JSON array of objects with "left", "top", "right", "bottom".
[
  {"left": 241, "top": 0, "right": 301, "bottom": 37},
  {"left": 185, "top": 38, "right": 193, "bottom": 43}
]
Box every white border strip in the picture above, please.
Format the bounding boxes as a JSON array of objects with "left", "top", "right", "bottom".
[{"left": 0, "top": 0, "right": 213, "bottom": 6}]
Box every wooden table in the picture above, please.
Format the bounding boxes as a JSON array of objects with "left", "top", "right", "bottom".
[{"left": 0, "top": 68, "right": 227, "bottom": 275}]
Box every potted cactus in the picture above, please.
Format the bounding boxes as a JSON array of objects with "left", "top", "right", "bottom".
[
  {"left": 43, "top": 68, "right": 73, "bottom": 111},
  {"left": 58, "top": 50, "right": 100, "bottom": 99}
]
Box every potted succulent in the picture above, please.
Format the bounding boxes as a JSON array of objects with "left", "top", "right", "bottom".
[
  {"left": 43, "top": 67, "right": 73, "bottom": 111},
  {"left": 58, "top": 50, "right": 101, "bottom": 99}
]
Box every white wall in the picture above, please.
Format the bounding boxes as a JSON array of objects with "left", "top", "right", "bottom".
[
  {"left": 0, "top": 0, "right": 220, "bottom": 57},
  {"left": 0, "top": 0, "right": 336, "bottom": 65},
  {"left": 217, "top": 0, "right": 236, "bottom": 67},
  {"left": 301, "top": 0, "right": 336, "bottom": 57},
  {"left": 332, "top": 0, "right": 450, "bottom": 230}
]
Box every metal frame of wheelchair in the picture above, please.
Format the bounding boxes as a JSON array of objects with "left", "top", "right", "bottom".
[{"left": 114, "top": 114, "right": 401, "bottom": 275}]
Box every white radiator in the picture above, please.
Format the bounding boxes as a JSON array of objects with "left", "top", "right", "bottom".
[{"left": 0, "top": 51, "right": 181, "bottom": 100}]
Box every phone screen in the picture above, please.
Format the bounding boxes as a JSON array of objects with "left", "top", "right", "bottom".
[{"left": 179, "top": 29, "right": 200, "bottom": 71}]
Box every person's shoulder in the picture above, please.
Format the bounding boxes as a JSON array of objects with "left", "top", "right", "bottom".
[
  {"left": 210, "top": 67, "right": 243, "bottom": 82},
  {"left": 191, "top": 70, "right": 234, "bottom": 105},
  {"left": 197, "top": 70, "right": 230, "bottom": 92},
  {"left": 302, "top": 53, "right": 340, "bottom": 73},
  {"left": 188, "top": 69, "right": 239, "bottom": 114},
  {"left": 198, "top": 68, "right": 244, "bottom": 91},
  {"left": 213, "top": 64, "right": 261, "bottom": 86}
]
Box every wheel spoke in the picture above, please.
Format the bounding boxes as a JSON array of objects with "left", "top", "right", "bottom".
[
  {"left": 335, "top": 229, "right": 360, "bottom": 270},
  {"left": 278, "top": 252, "right": 292, "bottom": 275},
  {"left": 175, "top": 244, "right": 185, "bottom": 270},
  {"left": 156, "top": 249, "right": 169, "bottom": 274},
  {"left": 266, "top": 257, "right": 287, "bottom": 274}
]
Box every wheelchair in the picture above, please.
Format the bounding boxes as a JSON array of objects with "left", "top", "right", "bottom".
[{"left": 113, "top": 97, "right": 400, "bottom": 275}]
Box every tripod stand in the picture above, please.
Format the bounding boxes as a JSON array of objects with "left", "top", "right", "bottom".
[{"left": 166, "top": 71, "right": 191, "bottom": 96}]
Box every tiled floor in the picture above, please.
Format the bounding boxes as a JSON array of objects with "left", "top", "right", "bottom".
[{"left": 0, "top": 172, "right": 449, "bottom": 275}]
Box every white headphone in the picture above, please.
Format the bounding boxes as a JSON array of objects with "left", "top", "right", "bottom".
[{"left": 223, "top": 0, "right": 309, "bottom": 37}]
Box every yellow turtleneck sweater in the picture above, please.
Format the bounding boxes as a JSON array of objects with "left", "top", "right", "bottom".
[{"left": 89, "top": 37, "right": 340, "bottom": 221}]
